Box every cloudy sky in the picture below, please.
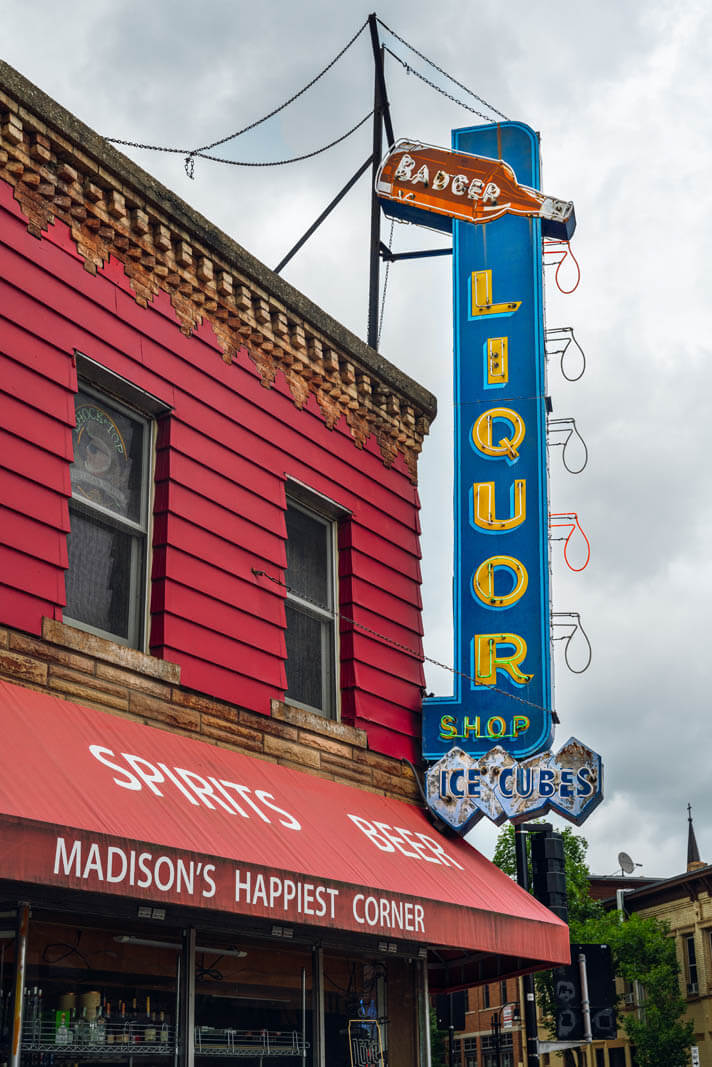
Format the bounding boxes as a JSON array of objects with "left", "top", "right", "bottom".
[{"left": 3, "top": 0, "right": 711, "bottom": 879}]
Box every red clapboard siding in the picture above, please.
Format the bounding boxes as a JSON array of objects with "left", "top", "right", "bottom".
[
  {"left": 340, "top": 548, "right": 423, "bottom": 609},
  {"left": 152, "top": 513, "right": 286, "bottom": 579},
  {"left": 0, "top": 388, "right": 73, "bottom": 460},
  {"left": 340, "top": 631, "right": 425, "bottom": 689},
  {"left": 0, "top": 583, "right": 60, "bottom": 634},
  {"left": 153, "top": 546, "right": 285, "bottom": 627},
  {"left": 166, "top": 390, "right": 419, "bottom": 530},
  {"left": 350, "top": 691, "right": 422, "bottom": 737},
  {"left": 153, "top": 646, "right": 279, "bottom": 717},
  {"left": 1, "top": 314, "right": 78, "bottom": 389},
  {"left": 0, "top": 468, "right": 70, "bottom": 530},
  {"left": 342, "top": 600, "right": 424, "bottom": 643},
  {"left": 339, "top": 575, "right": 424, "bottom": 635},
  {"left": 349, "top": 696, "right": 420, "bottom": 741},
  {"left": 0, "top": 190, "right": 427, "bottom": 759},
  {"left": 0, "top": 357, "right": 75, "bottom": 425},
  {"left": 154, "top": 478, "right": 285, "bottom": 567},
  {"left": 150, "top": 613, "right": 285, "bottom": 688},
  {"left": 353, "top": 720, "right": 419, "bottom": 763},
  {"left": 0, "top": 509, "right": 69, "bottom": 569},
  {"left": 151, "top": 580, "right": 286, "bottom": 660},
  {"left": 0, "top": 430, "right": 72, "bottom": 495},
  {"left": 339, "top": 520, "right": 422, "bottom": 575},
  {"left": 341, "top": 660, "right": 421, "bottom": 710},
  {"left": 157, "top": 445, "right": 282, "bottom": 515},
  {"left": 0, "top": 545, "right": 66, "bottom": 604}
]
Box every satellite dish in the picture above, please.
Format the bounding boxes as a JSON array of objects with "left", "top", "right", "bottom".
[{"left": 618, "top": 851, "right": 635, "bottom": 875}]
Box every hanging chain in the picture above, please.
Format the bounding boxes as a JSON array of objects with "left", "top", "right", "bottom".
[
  {"left": 377, "top": 217, "right": 395, "bottom": 347},
  {"left": 377, "top": 17, "right": 508, "bottom": 119},
  {"left": 251, "top": 568, "right": 556, "bottom": 716}
]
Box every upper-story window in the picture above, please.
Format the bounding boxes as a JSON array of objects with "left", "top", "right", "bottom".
[
  {"left": 64, "top": 366, "right": 156, "bottom": 649},
  {"left": 284, "top": 489, "right": 340, "bottom": 719},
  {"left": 684, "top": 933, "right": 699, "bottom": 994}
]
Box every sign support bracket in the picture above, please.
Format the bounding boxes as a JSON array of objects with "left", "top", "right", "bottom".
[
  {"left": 274, "top": 153, "right": 374, "bottom": 274},
  {"left": 379, "top": 243, "right": 453, "bottom": 262}
]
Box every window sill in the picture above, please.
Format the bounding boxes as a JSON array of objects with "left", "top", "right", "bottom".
[
  {"left": 43, "top": 618, "right": 180, "bottom": 684},
  {"left": 271, "top": 699, "right": 367, "bottom": 749}
]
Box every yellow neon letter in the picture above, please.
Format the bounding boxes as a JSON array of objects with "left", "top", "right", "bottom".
[
  {"left": 472, "top": 407, "right": 525, "bottom": 461},
  {"left": 473, "top": 633, "right": 533, "bottom": 687},
  {"left": 486, "top": 337, "right": 509, "bottom": 385},
  {"left": 439, "top": 715, "right": 457, "bottom": 740},
  {"left": 471, "top": 270, "right": 521, "bottom": 318},
  {"left": 472, "top": 481, "right": 526, "bottom": 531},
  {"left": 473, "top": 555, "right": 528, "bottom": 608}
]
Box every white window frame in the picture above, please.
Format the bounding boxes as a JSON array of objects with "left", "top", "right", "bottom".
[
  {"left": 283, "top": 481, "right": 344, "bottom": 720},
  {"left": 64, "top": 354, "right": 167, "bottom": 650}
]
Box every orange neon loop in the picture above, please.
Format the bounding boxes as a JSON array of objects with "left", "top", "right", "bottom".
[{"left": 549, "top": 512, "right": 591, "bottom": 572}]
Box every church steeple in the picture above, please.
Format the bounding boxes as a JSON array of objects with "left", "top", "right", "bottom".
[{"left": 687, "top": 804, "right": 704, "bottom": 872}]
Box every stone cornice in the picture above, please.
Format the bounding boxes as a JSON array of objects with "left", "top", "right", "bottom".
[{"left": 0, "top": 60, "right": 436, "bottom": 481}]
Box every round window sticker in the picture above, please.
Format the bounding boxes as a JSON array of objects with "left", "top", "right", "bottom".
[{"left": 73, "top": 404, "right": 130, "bottom": 513}]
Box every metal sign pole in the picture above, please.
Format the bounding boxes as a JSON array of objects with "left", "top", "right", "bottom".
[
  {"left": 366, "top": 14, "right": 394, "bottom": 349},
  {"left": 515, "top": 827, "right": 541, "bottom": 1067}
]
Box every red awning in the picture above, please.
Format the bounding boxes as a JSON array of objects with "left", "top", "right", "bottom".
[{"left": 0, "top": 680, "right": 568, "bottom": 975}]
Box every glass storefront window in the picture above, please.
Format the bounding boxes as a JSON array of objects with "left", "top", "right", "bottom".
[{"left": 0, "top": 907, "right": 425, "bottom": 1067}]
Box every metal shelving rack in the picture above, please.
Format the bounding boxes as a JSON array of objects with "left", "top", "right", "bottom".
[{"left": 14, "top": 1022, "right": 308, "bottom": 1062}]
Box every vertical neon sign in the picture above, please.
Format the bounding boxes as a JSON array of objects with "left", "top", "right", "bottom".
[{"left": 423, "top": 122, "right": 553, "bottom": 760}]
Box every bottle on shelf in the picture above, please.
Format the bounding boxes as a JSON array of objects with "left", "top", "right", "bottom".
[
  {"left": 93, "top": 1001, "right": 106, "bottom": 1045},
  {"left": 55, "top": 1012, "right": 71, "bottom": 1047},
  {"left": 120, "top": 1001, "right": 130, "bottom": 1045},
  {"left": 159, "top": 1010, "right": 169, "bottom": 1045},
  {"left": 76, "top": 1006, "right": 90, "bottom": 1046},
  {"left": 143, "top": 998, "right": 156, "bottom": 1044},
  {"left": 105, "top": 1001, "right": 114, "bottom": 1046}
]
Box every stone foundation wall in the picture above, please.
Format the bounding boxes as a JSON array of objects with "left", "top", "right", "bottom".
[{"left": 0, "top": 618, "right": 421, "bottom": 804}]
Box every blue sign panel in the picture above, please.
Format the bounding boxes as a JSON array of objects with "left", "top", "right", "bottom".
[{"left": 423, "top": 122, "right": 553, "bottom": 760}]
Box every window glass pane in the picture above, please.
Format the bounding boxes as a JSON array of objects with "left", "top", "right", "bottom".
[
  {"left": 686, "top": 935, "right": 698, "bottom": 984},
  {"left": 285, "top": 505, "right": 329, "bottom": 608},
  {"left": 285, "top": 604, "right": 333, "bottom": 714},
  {"left": 72, "top": 389, "right": 145, "bottom": 522},
  {"left": 65, "top": 512, "right": 140, "bottom": 641}
]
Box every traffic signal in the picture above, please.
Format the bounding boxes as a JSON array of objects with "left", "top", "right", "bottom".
[
  {"left": 554, "top": 943, "right": 617, "bottom": 1041},
  {"left": 530, "top": 826, "right": 568, "bottom": 923},
  {"left": 435, "top": 990, "right": 466, "bottom": 1032}
]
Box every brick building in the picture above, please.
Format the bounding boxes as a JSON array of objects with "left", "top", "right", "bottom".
[{"left": 0, "top": 60, "right": 569, "bottom": 1067}]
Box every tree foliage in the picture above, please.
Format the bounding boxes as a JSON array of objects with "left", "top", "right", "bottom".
[
  {"left": 492, "top": 824, "right": 694, "bottom": 1067},
  {"left": 575, "top": 911, "right": 694, "bottom": 1067},
  {"left": 429, "top": 1006, "right": 447, "bottom": 1067}
]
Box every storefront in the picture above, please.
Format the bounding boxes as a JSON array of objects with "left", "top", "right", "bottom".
[{"left": 0, "top": 680, "right": 569, "bottom": 1067}]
